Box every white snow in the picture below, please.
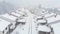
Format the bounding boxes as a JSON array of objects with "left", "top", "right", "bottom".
[
  {"left": 11, "top": 12, "right": 60, "bottom": 34},
  {"left": 0, "top": 18, "right": 10, "bottom": 31},
  {"left": 10, "top": 12, "right": 21, "bottom": 17},
  {"left": 46, "top": 14, "right": 60, "bottom": 34},
  {"left": 47, "top": 15, "right": 60, "bottom": 23},
  {"left": 37, "top": 25, "right": 51, "bottom": 32},
  {"left": 1, "top": 14, "right": 17, "bottom": 21},
  {"left": 0, "top": 8, "right": 60, "bottom": 34},
  {"left": 37, "top": 19, "right": 46, "bottom": 23}
]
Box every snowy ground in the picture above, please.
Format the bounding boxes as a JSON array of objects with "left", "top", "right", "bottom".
[{"left": 11, "top": 13, "right": 60, "bottom": 34}]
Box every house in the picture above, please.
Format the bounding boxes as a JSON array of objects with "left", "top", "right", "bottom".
[{"left": 0, "top": 18, "right": 11, "bottom": 34}]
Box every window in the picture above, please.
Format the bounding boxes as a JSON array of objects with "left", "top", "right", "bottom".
[{"left": 5, "top": 27, "right": 7, "bottom": 30}]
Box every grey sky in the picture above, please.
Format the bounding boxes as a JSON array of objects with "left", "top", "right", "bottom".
[{"left": 0, "top": 0, "right": 60, "bottom": 8}]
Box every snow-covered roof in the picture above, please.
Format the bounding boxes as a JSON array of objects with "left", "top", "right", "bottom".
[
  {"left": 17, "top": 17, "right": 27, "bottom": 22},
  {"left": 37, "top": 19, "right": 46, "bottom": 23},
  {"left": 0, "top": 18, "right": 10, "bottom": 31},
  {"left": 51, "top": 23, "right": 60, "bottom": 34},
  {"left": 37, "top": 25, "right": 51, "bottom": 32},
  {"left": 47, "top": 15, "right": 60, "bottom": 23},
  {"left": 10, "top": 12, "right": 21, "bottom": 17},
  {"left": 44, "top": 13, "right": 56, "bottom": 18},
  {"left": 16, "top": 10, "right": 26, "bottom": 15},
  {"left": 1, "top": 14, "right": 17, "bottom": 21},
  {"left": 34, "top": 16, "right": 43, "bottom": 20}
]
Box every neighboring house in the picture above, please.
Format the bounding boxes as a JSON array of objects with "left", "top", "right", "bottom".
[
  {"left": 0, "top": 18, "right": 11, "bottom": 34},
  {"left": 0, "top": 8, "right": 28, "bottom": 34}
]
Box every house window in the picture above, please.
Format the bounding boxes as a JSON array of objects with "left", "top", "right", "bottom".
[{"left": 5, "top": 27, "right": 7, "bottom": 30}]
